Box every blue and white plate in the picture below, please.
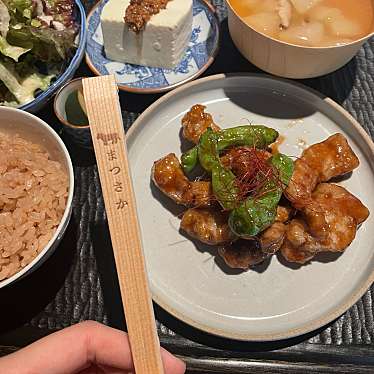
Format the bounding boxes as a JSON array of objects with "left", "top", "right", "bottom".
[{"left": 86, "top": 0, "right": 220, "bottom": 93}]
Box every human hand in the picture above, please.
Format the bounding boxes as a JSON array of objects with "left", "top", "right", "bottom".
[{"left": 0, "top": 321, "right": 186, "bottom": 374}]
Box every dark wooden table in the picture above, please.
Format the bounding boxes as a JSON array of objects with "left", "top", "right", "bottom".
[{"left": 1, "top": 1, "right": 374, "bottom": 373}]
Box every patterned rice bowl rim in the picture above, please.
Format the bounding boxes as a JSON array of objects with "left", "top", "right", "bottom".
[{"left": 85, "top": 0, "right": 220, "bottom": 94}]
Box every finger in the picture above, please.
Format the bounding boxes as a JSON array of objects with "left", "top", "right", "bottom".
[
  {"left": 0, "top": 321, "right": 185, "bottom": 374},
  {"left": 0, "top": 323, "right": 95, "bottom": 374},
  {"left": 86, "top": 322, "right": 186, "bottom": 374},
  {"left": 159, "top": 349, "right": 186, "bottom": 374},
  {"left": 0, "top": 322, "right": 107, "bottom": 374}
]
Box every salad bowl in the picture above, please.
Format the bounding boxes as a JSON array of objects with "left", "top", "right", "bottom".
[{"left": 0, "top": 0, "right": 86, "bottom": 113}]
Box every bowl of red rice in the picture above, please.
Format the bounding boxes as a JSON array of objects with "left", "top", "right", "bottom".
[{"left": 0, "top": 107, "right": 74, "bottom": 288}]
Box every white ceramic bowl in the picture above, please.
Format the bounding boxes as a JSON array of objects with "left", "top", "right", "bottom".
[
  {"left": 0, "top": 108, "right": 74, "bottom": 289},
  {"left": 226, "top": 0, "right": 374, "bottom": 79}
]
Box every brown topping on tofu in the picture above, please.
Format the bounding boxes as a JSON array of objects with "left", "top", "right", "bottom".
[{"left": 124, "top": 0, "right": 170, "bottom": 33}]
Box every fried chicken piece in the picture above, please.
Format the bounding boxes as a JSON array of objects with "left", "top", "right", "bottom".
[
  {"left": 220, "top": 147, "right": 272, "bottom": 178},
  {"left": 304, "top": 183, "right": 369, "bottom": 251},
  {"left": 285, "top": 159, "right": 318, "bottom": 209},
  {"left": 152, "top": 153, "right": 213, "bottom": 207},
  {"left": 286, "top": 134, "right": 359, "bottom": 208},
  {"left": 313, "top": 183, "right": 368, "bottom": 224},
  {"left": 281, "top": 219, "right": 320, "bottom": 264},
  {"left": 302, "top": 134, "right": 359, "bottom": 182},
  {"left": 181, "top": 104, "right": 220, "bottom": 144},
  {"left": 260, "top": 222, "right": 287, "bottom": 255},
  {"left": 180, "top": 209, "right": 235, "bottom": 245},
  {"left": 259, "top": 206, "right": 293, "bottom": 255},
  {"left": 281, "top": 183, "right": 370, "bottom": 263},
  {"left": 218, "top": 205, "right": 292, "bottom": 269},
  {"left": 181, "top": 207, "right": 288, "bottom": 268},
  {"left": 258, "top": 205, "right": 293, "bottom": 255},
  {"left": 276, "top": 205, "right": 293, "bottom": 223},
  {"left": 218, "top": 225, "right": 288, "bottom": 270},
  {"left": 218, "top": 240, "right": 267, "bottom": 270},
  {"left": 189, "top": 182, "right": 212, "bottom": 207}
]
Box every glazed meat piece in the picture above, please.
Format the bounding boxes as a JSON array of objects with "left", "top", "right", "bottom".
[
  {"left": 189, "top": 181, "right": 213, "bottom": 207},
  {"left": 276, "top": 205, "right": 293, "bottom": 223},
  {"left": 304, "top": 183, "right": 369, "bottom": 251},
  {"left": 260, "top": 222, "right": 287, "bottom": 255},
  {"left": 281, "top": 219, "right": 320, "bottom": 264},
  {"left": 281, "top": 183, "right": 370, "bottom": 263},
  {"left": 220, "top": 147, "right": 272, "bottom": 179},
  {"left": 152, "top": 153, "right": 213, "bottom": 207},
  {"left": 302, "top": 134, "right": 359, "bottom": 182},
  {"left": 311, "top": 183, "right": 369, "bottom": 225},
  {"left": 152, "top": 153, "right": 189, "bottom": 204},
  {"left": 180, "top": 208, "right": 235, "bottom": 245},
  {"left": 181, "top": 104, "right": 220, "bottom": 144},
  {"left": 218, "top": 205, "right": 292, "bottom": 270},
  {"left": 218, "top": 240, "right": 267, "bottom": 270},
  {"left": 285, "top": 159, "right": 318, "bottom": 209},
  {"left": 259, "top": 205, "right": 293, "bottom": 255},
  {"left": 286, "top": 134, "right": 359, "bottom": 208}
]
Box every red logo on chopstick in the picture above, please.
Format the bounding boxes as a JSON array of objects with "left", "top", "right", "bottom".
[{"left": 97, "top": 133, "right": 121, "bottom": 146}]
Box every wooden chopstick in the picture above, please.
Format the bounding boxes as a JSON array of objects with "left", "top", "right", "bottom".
[{"left": 82, "top": 75, "right": 164, "bottom": 374}]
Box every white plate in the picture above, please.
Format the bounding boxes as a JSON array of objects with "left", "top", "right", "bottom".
[{"left": 127, "top": 74, "right": 374, "bottom": 341}]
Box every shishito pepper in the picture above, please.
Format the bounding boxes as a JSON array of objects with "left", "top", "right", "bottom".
[
  {"left": 196, "top": 126, "right": 280, "bottom": 210},
  {"left": 211, "top": 163, "right": 238, "bottom": 210},
  {"left": 215, "top": 125, "right": 279, "bottom": 151},
  {"left": 228, "top": 153, "right": 294, "bottom": 237},
  {"left": 181, "top": 147, "right": 198, "bottom": 174},
  {"left": 198, "top": 128, "right": 220, "bottom": 172},
  {"left": 197, "top": 128, "right": 239, "bottom": 210},
  {"left": 181, "top": 125, "right": 279, "bottom": 173}
]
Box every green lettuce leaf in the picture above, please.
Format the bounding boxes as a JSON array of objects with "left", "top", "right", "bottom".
[
  {"left": 6, "top": 0, "right": 33, "bottom": 19},
  {"left": 30, "top": 26, "right": 76, "bottom": 60},
  {"left": 0, "top": 35, "right": 29, "bottom": 61},
  {"left": 6, "top": 24, "right": 76, "bottom": 62},
  {"left": 0, "top": 60, "right": 54, "bottom": 105},
  {"left": 0, "top": 0, "right": 10, "bottom": 36}
]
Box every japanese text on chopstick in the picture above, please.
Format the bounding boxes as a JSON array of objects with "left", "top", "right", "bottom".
[{"left": 97, "top": 132, "right": 128, "bottom": 210}]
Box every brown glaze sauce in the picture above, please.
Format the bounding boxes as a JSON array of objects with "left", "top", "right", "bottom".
[
  {"left": 270, "top": 134, "right": 285, "bottom": 154},
  {"left": 124, "top": 0, "right": 171, "bottom": 33}
]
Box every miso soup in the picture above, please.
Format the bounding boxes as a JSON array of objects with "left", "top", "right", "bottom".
[{"left": 230, "top": 0, "right": 374, "bottom": 47}]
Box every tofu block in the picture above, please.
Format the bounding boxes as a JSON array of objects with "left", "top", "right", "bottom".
[{"left": 101, "top": 0, "right": 193, "bottom": 69}]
